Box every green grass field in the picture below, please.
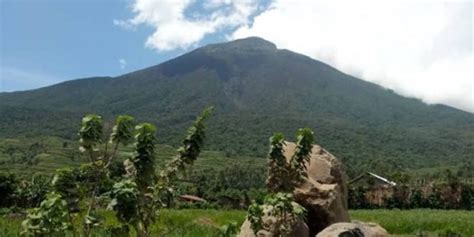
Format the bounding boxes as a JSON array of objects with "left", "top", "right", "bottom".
[{"left": 1, "top": 209, "right": 473, "bottom": 236}]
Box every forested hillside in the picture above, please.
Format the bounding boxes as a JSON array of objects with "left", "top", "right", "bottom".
[{"left": 1, "top": 37, "right": 473, "bottom": 171}]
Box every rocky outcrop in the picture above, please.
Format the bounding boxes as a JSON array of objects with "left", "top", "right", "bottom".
[
  {"left": 238, "top": 142, "right": 389, "bottom": 237},
  {"left": 284, "top": 142, "right": 350, "bottom": 235},
  {"left": 316, "top": 221, "right": 390, "bottom": 237},
  {"left": 238, "top": 207, "right": 309, "bottom": 237}
]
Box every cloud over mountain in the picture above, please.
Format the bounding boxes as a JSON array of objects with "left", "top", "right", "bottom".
[{"left": 117, "top": 0, "right": 473, "bottom": 112}]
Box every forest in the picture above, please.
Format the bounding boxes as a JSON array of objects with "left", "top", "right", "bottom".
[{"left": 0, "top": 107, "right": 473, "bottom": 236}]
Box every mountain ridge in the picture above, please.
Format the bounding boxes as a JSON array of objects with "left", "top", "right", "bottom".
[{"left": 1, "top": 37, "right": 473, "bottom": 173}]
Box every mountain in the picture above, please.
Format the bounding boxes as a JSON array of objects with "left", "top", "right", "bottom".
[{"left": 1, "top": 37, "right": 473, "bottom": 173}]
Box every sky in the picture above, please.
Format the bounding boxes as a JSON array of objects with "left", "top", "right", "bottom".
[{"left": 1, "top": 0, "right": 473, "bottom": 113}]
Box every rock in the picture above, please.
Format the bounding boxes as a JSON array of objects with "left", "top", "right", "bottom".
[
  {"left": 284, "top": 142, "right": 350, "bottom": 235},
  {"left": 316, "top": 221, "right": 390, "bottom": 237},
  {"left": 238, "top": 205, "right": 309, "bottom": 237}
]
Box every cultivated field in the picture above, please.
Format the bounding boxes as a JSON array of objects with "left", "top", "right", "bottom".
[{"left": 1, "top": 209, "right": 473, "bottom": 236}]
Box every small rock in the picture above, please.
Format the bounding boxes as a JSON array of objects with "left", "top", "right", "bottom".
[{"left": 316, "top": 221, "right": 390, "bottom": 237}]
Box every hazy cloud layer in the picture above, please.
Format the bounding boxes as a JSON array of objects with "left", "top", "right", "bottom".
[{"left": 119, "top": 0, "right": 473, "bottom": 112}]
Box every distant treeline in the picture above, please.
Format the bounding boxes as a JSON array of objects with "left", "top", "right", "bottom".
[
  {"left": 349, "top": 183, "right": 474, "bottom": 210},
  {"left": 2, "top": 164, "right": 474, "bottom": 212}
]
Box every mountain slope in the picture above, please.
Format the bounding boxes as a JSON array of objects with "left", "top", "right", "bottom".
[{"left": 1, "top": 37, "right": 473, "bottom": 172}]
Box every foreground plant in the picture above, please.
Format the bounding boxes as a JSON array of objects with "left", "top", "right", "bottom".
[
  {"left": 21, "top": 107, "right": 213, "bottom": 237},
  {"left": 155, "top": 107, "right": 213, "bottom": 205},
  {"left": 21, "top": 192, "right": 72, "bottom": 237},
  {"left": 247, "top": 128, "right": 314, "bottom": 236},
  {"left": 108, "top": 107, "right": 213, "bottom": 237},
  {"left": 79, "top": 114, "right": 135, "bottom": 235}
]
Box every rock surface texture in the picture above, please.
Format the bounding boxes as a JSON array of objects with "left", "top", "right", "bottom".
[
  {"left": 238, "top": 142, "right": 389, "bottom": 237},
  {"left": 316, "top": 221, "right": 390, "bottom": 237},
  {"left": 238, "top": 206, "right": 309, "bottom": 237},
  {"left": 284, "top": 142, "right": 350, "bottom": 235}
]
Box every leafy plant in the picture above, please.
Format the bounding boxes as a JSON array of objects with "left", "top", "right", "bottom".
[
  {"left": 156, "top": 107, "right": 213, "bottom": 205},
  {"left": 109, "top": 179, "right": 140, "bottom": 225},
  {"left": 248, "top": 128, "right": 313, "bottom": 235},
  {"left": 78, "top": 114, "right": 103, "bottom": 160},
  {"left": 247, "top": 202, "right": 264, "bottom": 235},
  {"left": 51, "top": 168, "right": 81, "bottom": 213},
  {"left": 220, "top": 221, "right": 239, "bottom": 237},
  {"left": 78, "top": 114, "right": 135, "bottom": 236},
  {"left": 265, "top": 193, "right": 305, "bottom": 236},
  {"left": 108, "top": 107, "right": 213, "bottom": 237},
  {"left": 21, "top": 192, "right": 73, "bottom": 237},
  {"left": 246, "top": 193, "right": 306, "bottom": 236},
  {"left": 118, "top": 123, "right": 157, "bottom": 237},
  {"left": 289, "top": 128, "right": 314, "bottom": 185},
  {"left": 20, "top": 108, "right": 213, "bottom": 237},
  {"left": 266, "top": 128, "right": 314, "bottom": 193}
]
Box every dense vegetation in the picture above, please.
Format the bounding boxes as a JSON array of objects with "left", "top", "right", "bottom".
[
  {"left": 1, "top": 38, "right": 473, "bottom": 175},
  {"left": 1, "top": 107, "right": 212, "bottom": 236}
]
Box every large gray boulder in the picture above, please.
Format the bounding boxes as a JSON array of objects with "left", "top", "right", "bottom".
[
  {"left": 238, "top": 142, "right": 351, "bottom": 237},
  {"left": 284, "top": 142, "right": 350, "bottom": 235},
  {"left": 316, "top": 221, "right": 390, "bottom": 237}
]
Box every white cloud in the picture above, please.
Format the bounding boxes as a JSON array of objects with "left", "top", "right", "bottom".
[
  {"left": 118, "top": 0, "right": 473, "bottom": 112},
  {"left": 115, "top": 0, "right": 264, "bottom": 51},
  {"left": 231, "top": 0, "right": 473, "bottom": 112},
  {"left": 119, "top": 58, "right": 127, "bottom": 69}
]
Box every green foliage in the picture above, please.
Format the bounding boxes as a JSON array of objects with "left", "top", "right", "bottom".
[
  {"left": 177, "top": 107, "right": 213, "bottom": 165},
  {"left": 177, "top": 164, "right": 267, "bottom": 209},
  {"left": 51, "top": 168, "right": 80, "bottom": 213},
  {"left": 266, "top": 133, "right": 288, "bottom": 193},
  {"left": 157, "top": 107, "right": 213, "bottom": 203},
  {"left": 0, "top": 173, "right": 17, "bottom": 207},
  {"left": 266, "top": 128, "right": 315, "bottom": 193},
  {"left": 109, "top": 107, "right": 212, "bottom": 237},
  {"left": 247, "top": 193, "right": 306, "bottom": 236},
  {"left": 246, "top": 202, "right": 263, "bottom": 235},
  {"left": 3, "top": 209, "right": 474, "bottom": 236},
  {"left": 78, "top": 115, "right": 103, "bottom": 157},
  {"left": 219, "top": 221, "right": 238, "bottom": 237},
  {"left": 14, "top": 175, "right": 51, "bottom": 208},
  {"left": 2, "top": 38, "right": 473, "bottom": 178},
  {"left": 118, "top": 122, "right": 157, "bottom": 236},
  {"left": 21, "top": 192, "right": 72, "bottom": 236},
  {"left": 126, "top": 123, "right": 157, "bottom": 190},
  {"left": 247, "top": 129, "right": 312, "bottom": 235},
  {"left": 110, "top": 115, "right": 134, "bottom": 146},
  {"left": 290, "top": 128, "right": 314, "bottom": 184},
  {"left": 265, "top": 193, "right": 305, "bottom": 236},
  {"left": 109, "top": 179, "right": 140, "bottom": 225}
]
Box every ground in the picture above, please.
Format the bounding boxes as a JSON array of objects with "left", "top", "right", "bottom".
[{"left": 0, "top": 209, "right": 473, "bottom": 236}]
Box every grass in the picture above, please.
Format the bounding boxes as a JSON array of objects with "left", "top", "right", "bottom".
[
  {"left": 350, "top": 209, "right": 474, "bottom": 236},
  {"left": 1, "top": 209, "right": 473, "bottom": 236}
]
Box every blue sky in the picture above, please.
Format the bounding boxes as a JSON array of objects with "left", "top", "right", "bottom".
[
  {"left": 0, "top": 0, "right": 227, "bottom": 92},
  {"left": 0, "top": 0, "right": 472, "bottom": 112}
]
